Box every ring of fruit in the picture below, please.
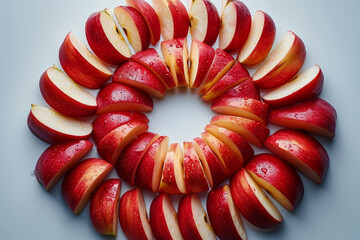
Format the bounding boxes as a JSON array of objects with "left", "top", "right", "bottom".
[{"left": 28, "top": 0, "right": 337, "bottom": 239}]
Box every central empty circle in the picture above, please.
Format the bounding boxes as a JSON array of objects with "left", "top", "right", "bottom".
[{"left": 146, "top": 88, "right": 214, "bottom": 144}]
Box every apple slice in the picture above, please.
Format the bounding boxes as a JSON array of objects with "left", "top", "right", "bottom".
[
  {"left": 96, "top": 83, "right": 153, "bottom": 115},
  {"left": 265, "top": 129, "right": 330, "bottom": 184},
  {"left": 219, "top": 0, "right": 251, "bottom": 52},
  {"left": 178, "top": 194, "right": 217, "bottom": 240},
  {"left": 152, "top": 0, "right": 189, "bottom": 40},
  {"left": 189, "top": 40, "right": 215, "bottom": 88},
  {"left": 39, "top": 66, "right": 97, "bottom": 117},
  {"left": 62, "top": 158, "right": 113, "bottom": 214},
  {"left": 217, "top": 78, "right": 260, "bottom": 101},
  {"left": 97, "top": 120, "right": 149, "bottom": 164},
  {"left": 237, "top": 10, "right": 276, "bottom": 66},
  {"left": 245, "top": 154, "right": 304, "bottom": 211},
  {"left": 150, "top": 193, "right": 183, "bottom": 240},
  {"left": 117, "top": 132, "right": 159, "bottom": 185},
  {"left": 114, "top": 6, "right": 150, "bottom": 52},
  {"left": 35, "top": 140, "right": 93, "bottom": 191},
  {"left": 126, "top": 0, "right": 161, "bottom": 45},
  {"left": 269, "top": 98, "right": 337, "bottom": 138},
  {"left": 189, "top": 0, "right": 220, "bottom": 46},
  {"left": 85, "top": 9, "right": 131, "bottom": 65},
  {"left": 211, "top": 97, "right": 270, "bottom": 125},
  {"left": 159, "top": 143, "right": 186, "bottom": 194},
  {"left": 59, "top": 32, "right": 112, "bottom": 89},
  {"left": 262, "top": 65, "right": 324, "bottom": 108},
  {"left": 136, "top": 136, "right": 169, "bottom": 192},
  {"left": 119, "top": 188, "right": 153, "bottom": 240},
  {"left": 207, "top": 185, "right": 247, "bottom": 240},
  {"left": 202, "top": 62, "right": 250, "bottom": 101},
  {"left": 90, "top": 179, "right": 121, "bottom": 236},
  {"left": 183, "top": 141, "right": 209, "bottom": 193},
  {"left": 27, "top": 105, "right": 93, "bottom": 144},
  {"left": 132, "top": 48, "right": 176, "bottom": 89},
  {"left": 113, "top": 61, "right": 166, "bottom": 98},
  {"left": 198, "top": 48, "right": 235, "bottom": 95},
  {"left": 252, "top": 30, "right": 306, "bottom": 89},
  {"left": 210, "top": 115, "right": 269, "bottom": 148},
  {"left": 92, "top": 111, "right": 149, "bottom": 145},
  {"left": 193, "top": 137, "right": 228, "bottom": 188},
  {"left": 230, "top": 169, "right": 283, "bottom": 229}
]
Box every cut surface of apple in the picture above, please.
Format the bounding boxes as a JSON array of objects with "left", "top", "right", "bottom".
[
  {"left": 262, "top": 64, "right": 324, "bottom": 108},
  {"left": 27, "top": 105, "right": 93, "bottom": 144},
  {"left": 217, "top": 78, "right": 261, "bottom": 101},
  {"left": 39, "top": 66, "right": 97, "bottom": 117}
]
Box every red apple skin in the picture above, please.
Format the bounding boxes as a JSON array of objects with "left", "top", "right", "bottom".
[
  {"left": 269, "top": 98, "right": 337, "bottom": 138},
  {"left": 132, "top": 48, "right": 176, "bottom": 89},
  {"left": 62, "top": 158, "right": 113, "bottom": 214},
  {"left": 92, "top": 111, "right": 149, "bottom": 145},
  {"left": 90, "top": 179, "right": 121, "bottom": 236},
  {"left": 215, "top": 78, "right": 261, "bottom": 101},
  {"left": 245, "top": 153, "right": 304, "bottom": 211},
  {"left": 85, "top": 10, "right": 131, "bottom": 65},
  {"left": 126, "top": 0, "right": 161, "bottom": 45},
  {"left": 117, "top": 132, "right": 159, "bottom": 185},
  {"left": 39, "top": 67, "right": 97, "bottom": 117},
  {"left": 113, "top": 61, "right": 166, "bottom": 98},
  {"left": 264, "top": 129, "right": 330, "bottom": 184},
  {"left": 59, "top": 32, "right": 112, "bottom": 89},
  {"left": 35, "top": 140, "right": 93, "bottom": 191},
  {"left": 96, "top": 83, "right": 153, "bottom": 115}
]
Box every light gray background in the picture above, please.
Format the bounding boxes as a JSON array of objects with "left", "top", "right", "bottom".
[{"left": 0, "top": 0, "right": 359, "bottom": 239}]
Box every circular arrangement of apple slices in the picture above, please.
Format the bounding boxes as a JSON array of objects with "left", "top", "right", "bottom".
[{"left": 28, "top": 0, "right": 337, "bottom": 239}]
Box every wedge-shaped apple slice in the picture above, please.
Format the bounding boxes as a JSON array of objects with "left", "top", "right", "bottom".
[
  {"left": 152, "top": 0, "right": 189, "bottom": 40},
  {"left": 237, "top": 10, "right": 276, "bottom": 66},
  {"left": 39, "top": 66, "right": 97, "bottom": 117},
  {"left": 211, "top": 97, "right": 270, "bottom": 125},
  {"left": 92, "top": 111, "right": 149, "bottom": 144},
  {"left": 119, "top": 188, "right": 153, "bottom": 240},
  {"left": 201, "top": 132, "right": 241, "bottom": 177},
  {"left": 218, "top": 78, "right": 261, "bottom": 101},
  {"left": 202, "top": 62, "right": 250, "bottom": 101},
  {"left": 252, "top": 31, "right": 306, "bottom": 89},
  {"left": 136, "top": 136, "right": 169, "bottom": 192},
  {"left": 86, "top": 9, "right": 131, "bottom": 65},
  {"left": 96, "top": 83, "right": 153, "bottom": 115},
  {"left": 230, "top": 169, "right": 283, "bottom": 229},
  {"left": 126, "top": 0, "right": 161, "bottom": 45},
  {"left": 189, "top": 0, "right": 220, "bottom": 46},
  {"left": 90, "top": 179, "right": 121, "bottom": 236},
  {"left": 59, "top": 32, "right": 112, "bottom": 89},
  {"left": 178, "top": 194, "right": 217, "bottom": 240},
  {"left": 207, "top": 185, "right": 247, "bottom": 240},
  {"left": 97, "top": 120, "right": 148, "bottom": 164},
  {"left": 114, "top": 6, "right": 150, "bottom": 52},
  {"left": 113, "top": 61, "right": 166, "bottom": 98},
  {"left": 183, "top": 142, "right": 209, "bottom": 193},
  {"left": 35, "top": 140, "right": 93, "bottom": 191},
  {"left": 269, "top": 98, "right": 337, "bottom": 138},
  {"left": 210, "top": 115, "right": 269, "bottom": 148},
  {"left": 27, "top": 105, "right": 93, "bottom": 144},
  {"left": 150, "top": 193, "right": 183, "bottom": 240},
  {"left": 219, "top": 0, "right": 251, "bottom": 52},
  {"left": 161, "top": 38, "right": 189, "bottom": 87},
  {"left": 132, "top": 48, "right": 176, "bottom": 89},
  {"left": 189, "top": 40, "right": 215, "bottom": 88},
  {"left": 198, "top": 48, "right": 235, "bottom": 95},
  {"left": 245, "top": 154, "right": 304, "bottom": 211},
  {"left": 263, "top": 65, "right": 324, "bottom": 108},
  {"left": 265, "top": 129, "right": 330, "bottom": 184},
  {"left": 117, "top": 132, "right": 159, "bottom": 185},
  {"left": 62, "top": 158, "right": 113, "bottom": 214},
  {"left": 193, "top": 137, "right": 228, "bottom": 188},
  {"left": 159, "top": 143, "right": 186, "bottom": 194}
]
